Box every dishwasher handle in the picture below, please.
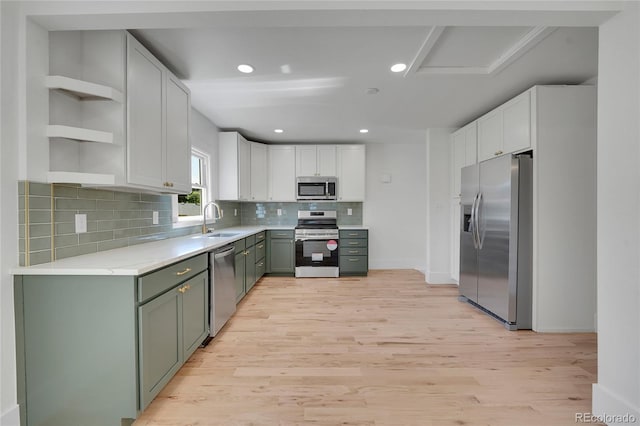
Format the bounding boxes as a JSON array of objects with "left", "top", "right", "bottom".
[{"left": 214, "top": 245, "right": 235, "bottom": 259}]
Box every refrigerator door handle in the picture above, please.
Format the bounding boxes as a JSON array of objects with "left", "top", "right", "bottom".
[
  {"left": 470, "top": 193, "right": 479, "bottom": 249},
  {"left": 475, "top": 192, "right": 483, "bottom": 250}
]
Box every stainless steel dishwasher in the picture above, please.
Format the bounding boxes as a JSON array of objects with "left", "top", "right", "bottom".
[{"left": 208, "top": 244, "right": 236, "bottom": 339}]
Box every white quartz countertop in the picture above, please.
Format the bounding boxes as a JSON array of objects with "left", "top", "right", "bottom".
[
  {"left": 12, "top": 226, "right": 270, "bottom": 276},
  {"left": 13, "top": 224, "right": 365, "bottom": 276}
]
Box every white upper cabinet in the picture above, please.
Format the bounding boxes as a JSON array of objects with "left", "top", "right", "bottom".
[
  {"left": 127, "top": 34, "right": 191, "bottom": 193},
  {"left": 126, "top": 37, "right": 164, "bottom": 189},
  {"left": 295, "top": 145, "right": 337, "bottom": 177},
  {"left": 336, "top": 145, "right": 365, "bottom": 201},
  {"left": 218, "top": 131, "right": 251, "bottom": 201},
  {"left": 268, "top": 145, "right": 296, "bottom": 201},
  {"left": 478, "top": 89, "right": 531, "bottom": 162},
  {"left": 250, "top": 142, "right": 268, "bottom": 201},
  {"left": 502, "top": 90, "right": 531, "bottom": 155},
  {"left": 162, "top": 74, "right": 191, "bottom": 194},
  {"left": 451, "top": 122, "right": 477, "bottom": 197}
]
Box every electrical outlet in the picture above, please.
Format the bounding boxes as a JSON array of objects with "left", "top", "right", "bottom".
[
  {"left": 152, "top": 211, "right": 159, "bottom": 225},
  {"left": 75, "top": 214, "right": 87, "bottom": 234},
  {"left": 277, "top": 208, "right": 282, "bottom": 216},
  {"left": 347, "top": 208, "right": 353, "bottom": 216},
  {"left": 234, "top": 208, "right": 238, "bottom": 216}
]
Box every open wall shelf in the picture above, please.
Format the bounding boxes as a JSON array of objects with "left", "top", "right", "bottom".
[
  {"left": 46, "top": 125, "right": 114, "bottom": 144},
  {"left": 46, "top": 75, "right": 123, "bottom": 103}
]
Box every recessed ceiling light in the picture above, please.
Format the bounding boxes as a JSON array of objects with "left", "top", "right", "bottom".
[
  {"left": 359, "top": 129, "right": 369, "bottom": 134},
  {"left": 237, "top": 64, "right": 254, "bottom": 74},
  {"left": 390, "top": 63, "right": 407, "bottom": 73},
  {"left": 274, "top": 129, "right": 284, "bottom": 133}
]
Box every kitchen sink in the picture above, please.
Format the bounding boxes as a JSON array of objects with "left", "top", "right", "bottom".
[{"left": 206, "top": 232, "right": 240, "bottom": 238}]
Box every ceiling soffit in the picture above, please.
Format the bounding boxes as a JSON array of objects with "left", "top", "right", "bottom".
[{"left": 407, "top": 26, "right": 557, "bottom": 76}]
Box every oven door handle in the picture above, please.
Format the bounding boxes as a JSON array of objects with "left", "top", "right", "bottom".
[{"left": 295, "top": 237, "right": 339, "bottom": 242}]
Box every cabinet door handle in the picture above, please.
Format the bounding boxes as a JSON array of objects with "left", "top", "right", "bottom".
[
  {"left": 258, "top": 244, "right": 264, "bottom": 249},
  {"left": 494, "top": 150, "right": 503, "bottom": 156},
  {"left": 178, "top": 286, "right": 186, "bottom": 294},
  {"left": 176, "top": 267, "right": 191, "bottom": 276}
]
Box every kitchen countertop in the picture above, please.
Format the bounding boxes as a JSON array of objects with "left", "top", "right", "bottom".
[
  {"left": 339, "top": 225, "right": 369, "bottom": 230},
  {"left": 12, "top": 224, "right": 366, "bottom": 276},
  {"left": 13, "top": 226, "right": 268, "bottom": 277}
]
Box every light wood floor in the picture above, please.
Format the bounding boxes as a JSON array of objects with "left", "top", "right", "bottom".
[{"left": 134, "top": 270, "right": 599, "bottom": 426}]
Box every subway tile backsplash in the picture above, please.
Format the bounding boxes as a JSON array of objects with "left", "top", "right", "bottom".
[{"left": 18, "top": 181, "right": 362, "bottom": 266}]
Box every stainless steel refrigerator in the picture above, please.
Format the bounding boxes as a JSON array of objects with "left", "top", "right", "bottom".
[{"left": 459, "top": 154, "right": 533, "bottom": 330}]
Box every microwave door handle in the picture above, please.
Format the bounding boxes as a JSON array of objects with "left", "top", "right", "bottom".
[{"left": 326, "top": 181, "right": 329, "bottom": 196}]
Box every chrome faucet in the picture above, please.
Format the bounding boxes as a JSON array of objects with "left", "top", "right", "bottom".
[{"left": 202, "top": 201, "right": 223, "bottom": 234}]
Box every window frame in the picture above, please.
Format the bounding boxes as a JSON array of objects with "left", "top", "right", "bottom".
[{"left": 172, "top": 148, "right": 210, "bottom": 228}]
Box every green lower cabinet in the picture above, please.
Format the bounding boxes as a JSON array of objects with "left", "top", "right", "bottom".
[
  {"left": 267, "top": 230, "right": 295, "bottom": 275},
  {"left": 235, "top": 248, "right": 247, "bottom": 302},
  {"left": 138, "top": 285, "right": 182, "bottom": 410},
  {"left": 15, "top": 255, "right": 209, "bottom": 426},
  {"left": 138, "top": 271, "right": 209, "bottom": 410},
  {"left": 339, "top": 229, "right": 369, "bottom": 276},
  {"left": 181, "top": 272, "right": 209, "bottom": 359},
  {"left": 245, "top": 245, "right": 257, "bottom": 292},
  {"left": 256, "top": 258, "right": 266, "bottom": 279}
]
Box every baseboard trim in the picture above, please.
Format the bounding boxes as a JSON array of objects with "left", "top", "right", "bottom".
[
  {"left": 592, "top": 383, "right": 640, "bottom": 424},
  {"left": 1, "top": 404, "right": 21, "bottom": 426},
  {"left": 425, "top": 271, "right": 456, "bottom": 284}
]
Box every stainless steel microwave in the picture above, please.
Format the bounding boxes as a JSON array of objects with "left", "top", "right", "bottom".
[{"left": 296, "top": 177, "right": 337, "bottom": 201}]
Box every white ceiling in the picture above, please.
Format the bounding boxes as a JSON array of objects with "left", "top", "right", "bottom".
[{"left": 29, "top": 2, "right": 612, "bottom": 144}]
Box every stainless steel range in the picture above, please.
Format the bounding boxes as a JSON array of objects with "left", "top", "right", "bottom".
[{"left": 295, "top": 210, "right": 339, "bottom": 278}]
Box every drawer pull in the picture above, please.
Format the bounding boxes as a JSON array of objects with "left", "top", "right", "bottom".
[
  {"left": 178, "top": 286, "right": 186, "bottom": 294},
  {"left": 348, "top": 250, "right": 359, "bottom": 254},
  {"left": 258, "top": 262, "right": 264, "bottom": 267},
  {"left": 348, "top": 242, "right": 359, "bottom": 245},
  {"left": 176, "top": 267, "right": 192, "bottom": 276},
  {"left": 494, "top": 150, "right": 503, "bottom": 156},
  {"left": 348, "top": 258, "right": 359, "bottom": 262},
  {"left": 258, "top": 244, "right": 264, "bottom": 249},
  {"left": 348, "top": 233, "right": 359, "bottom": 236}
]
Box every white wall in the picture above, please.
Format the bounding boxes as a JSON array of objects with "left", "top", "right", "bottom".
[
  {"left": 425, "top": 128, "right": 454, "bottom": 284},
  {"left": 592, "top": 3, "right": 640, "bottom": 422},
  {"left": 1, "top": 2, "right": 22, "bottom": 424},
  {"left": 364, "top": 141, "right": 427, "bottom": 271},
  {"left": 190, "top": 108, "right": 220, "bottom": 200}
]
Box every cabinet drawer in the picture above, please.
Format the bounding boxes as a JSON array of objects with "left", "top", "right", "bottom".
[
  {"left": 235, "top": 238, "right": 246, "bottom": 254},
  {"left": 255, "top": 240, "right": 266, "bottom": 260},
  {"left": 138, "top": 254, "right": 207, "bottom": 304},
  {"left": 340, "top": 229, "right": 367, "bottom": 239},
  {"left": 255, "top": 258, "right": 266, "bottom": 280},
  {"left": 340, "top": 255, "right": 368, "bottom": 274},
  {"left": 269, "top": 230, "right": 294, "bottom": 239},
  {"left": 340, "top": 246, "right": 367, "bottom": 256},
  {"left": 341, "top": 239, "right": 367, "bottom": 248},
  {"left": 245, "top": 234, "right": 256, "bottom": 247},
  {"left": 255, "top": 231, "right": 266, "bottom": 242}
]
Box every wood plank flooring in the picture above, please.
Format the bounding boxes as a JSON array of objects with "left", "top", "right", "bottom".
[{"left": 134, "top": 270, "right": 599, "bottom": 426}]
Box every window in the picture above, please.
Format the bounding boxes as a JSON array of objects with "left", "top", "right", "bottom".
[{"left": 173, "top": 149, "right": 209, "bottom": 225}]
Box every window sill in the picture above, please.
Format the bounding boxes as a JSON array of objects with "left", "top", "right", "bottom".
[{"left": 173, "top": 216, "right": 203, "bottom": 229}]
